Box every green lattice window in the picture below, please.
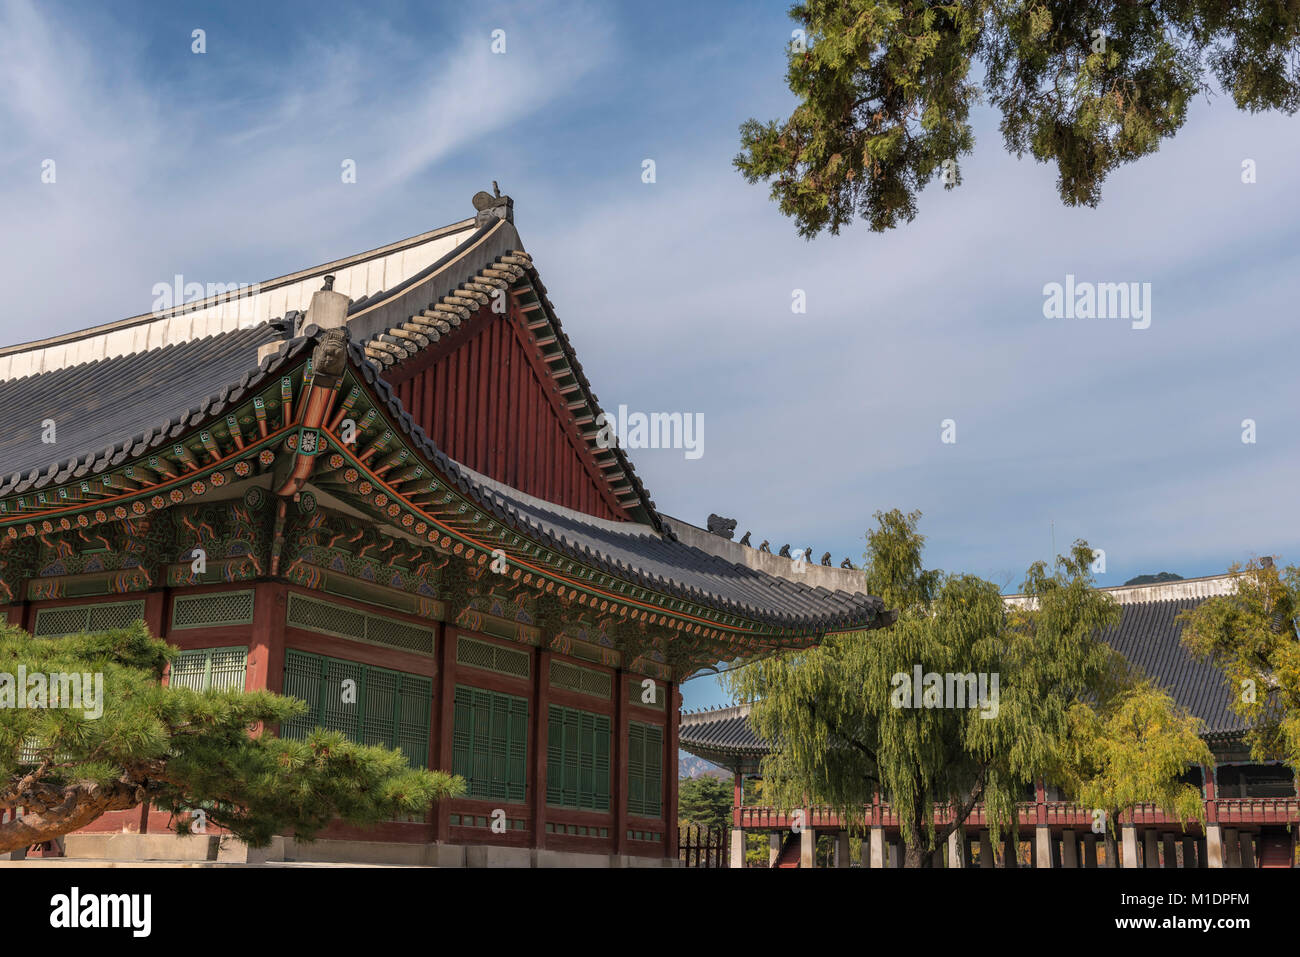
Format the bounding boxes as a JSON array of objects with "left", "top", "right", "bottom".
[
  {"left": 452, "top": 685, "right": 528, "bottom": 803},
  {"left": 169, "top": 647, "right": 249, "bottom": 692},
  {"left": 285, "top": 593, "right": 435, "bottom": 656},
  {"left": 549, "top": 660, "right": 611, "bottom": 699},
  {"left": 171, "top": 591, "right": 255, "bottom": 630},
  {"left": 280, "top": 649, "right": 432, "bottom": 768},
  {"left": 32, "top": 600, "right": 146, "bottom": 638},
  {"left": 546, "top": 704, "right": 610, "bottom": 811},
  {"left": 627, "top": 721, "right": 663, "bottom": 819},
  {"left": 457, "top": 636, "right": 530, "bottom": 679}
]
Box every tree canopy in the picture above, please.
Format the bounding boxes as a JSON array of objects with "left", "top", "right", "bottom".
[
  {"left": 0, "top": 623, "right": 463, "bottom": 854},
  {"left": 736, "top": 1, "right": 1300, "bottom": 236},
  {"left": 729, "top": 508, "right": 1209, "bottom": 866},
  {"left": 677, "top": 774, "right": 735, "bottom": 832},
  {"left": 1052, "top": 677, "right": 1211, "bottom": 864},
  {"left": 1179, "top": 557, "right": 1300, "bottom": 770}
]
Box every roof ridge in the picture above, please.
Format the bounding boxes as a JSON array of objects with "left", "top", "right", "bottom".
[
  {"left": 0, "top": 218, "right": 478, "bottom": 381},
  {"left": 1005, "top": 572, "right": 1238, "bottom": 608},
  {"left": 680, "top": 701, "right": 753, "bottom": 725}
]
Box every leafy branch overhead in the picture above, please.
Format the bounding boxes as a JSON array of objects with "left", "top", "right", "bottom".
[{"left": 736, "top": 1, "right": 1300, "bottom": 235}]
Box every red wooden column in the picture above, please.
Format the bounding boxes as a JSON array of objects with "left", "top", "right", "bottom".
[
  {"left": 434, "top": 622, "right": 455, "bottom": 843},
  {"left": 247, "top": 582, "right": 287, "bottom": 695},
  {"left": 666, "top": 682, "right": 680, "bottom": 859},
  {"left": 1203, "top": 764, "right": 1217, "bottom": 824},
  {"left": 138, "top": 588, "right": 168, "bottom": 835},
  {"left": 733, "top": 772, "right": 743, "bottom": 827},
  {"left": 613, "top": 671, "right": 630, "bottom": 856},
  {"left": 4, "top": 602, "right": 26, "bottom": 628},
  {"left": 531, "top": 648, "right": 552, "bottom": 851}
]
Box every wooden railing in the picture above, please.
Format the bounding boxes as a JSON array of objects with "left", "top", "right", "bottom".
[
  {"left": 734, "top": 797, "right": 1300, "bottom": 831},
  {"left": 678, "top": 825, "right": 726, "bottom": 867}
]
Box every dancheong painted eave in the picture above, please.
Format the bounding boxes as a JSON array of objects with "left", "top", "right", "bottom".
[{"left": 0, "top": 192, "right": 893, "bottom": 675}]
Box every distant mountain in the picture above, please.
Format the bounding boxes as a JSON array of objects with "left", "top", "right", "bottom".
[
  {"left": 1123, "top": 572, "right": 1184, "bottom": 586},
  {"left": 678, "top": 752, "right": 729, "bottom": 780}
]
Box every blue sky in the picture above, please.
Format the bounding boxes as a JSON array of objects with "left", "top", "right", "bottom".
[{"left": 2, "top": 0, "right": 1298, "bottom": 712}]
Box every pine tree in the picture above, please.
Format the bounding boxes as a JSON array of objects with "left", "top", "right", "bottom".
[
  {"left": 0, "top": 623, "right": 463, "bottom": 854},
  {"left": 677, "top": 775, "right": 734, "bottom": 832},
  {"left": 736, "top": 1, "right": 1300, "bottom": 236}
]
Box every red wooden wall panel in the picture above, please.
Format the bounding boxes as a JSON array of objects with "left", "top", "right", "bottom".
[{"left": 385, "top": 311, "right": 627, "bottom": 521}]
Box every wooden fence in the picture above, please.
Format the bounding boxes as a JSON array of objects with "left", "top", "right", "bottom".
[{"left": 678, "top": 824, "right": 726, "bottom": 867}]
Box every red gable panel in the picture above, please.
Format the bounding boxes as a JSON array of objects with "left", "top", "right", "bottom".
[{"left": 385, "top": 304, "right": 630, "bottom": 521}]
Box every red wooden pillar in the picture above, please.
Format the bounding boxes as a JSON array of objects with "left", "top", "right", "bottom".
[
  {"left": 4, "top": 602, "right": 26, "bottom": 627},
  {"left": 247, "top": 582, "right": 286, "bottom": 695},
  {"left": 143, "top": 589, "right": 167, "bottom": 641},
  {"left": 613, "top": 670, "right": 630, "bottom": 856},
  {"left": 666, "top": 682, "right": 680, "bottom": 858},
  {"left": 434, "top": 622, "right": 455, "bottom": 842},
  {"left": 1035, "top": 778, "right": 1046, "bottom": 826},
  {"left": 1203, "top": 764, "right": 1217, "bottom": 824},
  {"left": 139, "top": 588, "right": 168, "bottom": 834},
  {"left": 733, "top": 772, "right": 743, "bottom": 827},
  {"left": 531, "top": 648, "right": 552, "bottom": 851}
]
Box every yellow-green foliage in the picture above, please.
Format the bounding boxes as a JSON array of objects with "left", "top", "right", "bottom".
[
  {"left": 1055, "top": 680, "right": 1212, "bottom": 836},
  {"left": 1179, "top": 558, "right": 1300, "bottom": 769}
]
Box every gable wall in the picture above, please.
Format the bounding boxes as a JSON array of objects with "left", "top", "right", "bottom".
[{"left": 388, "top": 308, "right": 627, "bottom": 521}]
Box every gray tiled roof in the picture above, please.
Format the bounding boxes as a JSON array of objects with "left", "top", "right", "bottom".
[
  {"left": 356, "top": 345, "right": 891, "bottom": 632},
  {"left": 680, "top": 705, "right": 765, "bottom": 753},
  {"left": 0, "top": 316, "right": 891, "bottom": 633},
  {"left": 0, "top": 323, "right": 303, "bottom": 496},
  {"left": 1099, "top": 597, "right": 1247, "bottom": 737}
]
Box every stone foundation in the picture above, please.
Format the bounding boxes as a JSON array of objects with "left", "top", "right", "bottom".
[{"left": 53, "top": 833, "right": 678, "bottom": 868}]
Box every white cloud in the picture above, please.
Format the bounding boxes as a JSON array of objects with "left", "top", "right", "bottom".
[{"left": 0, "top": 0, "right": 612, "bottom": 340}]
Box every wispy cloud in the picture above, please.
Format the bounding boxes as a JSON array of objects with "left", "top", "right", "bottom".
[{"left": 0, "top": 0, "right": 613, "bottom": 337}]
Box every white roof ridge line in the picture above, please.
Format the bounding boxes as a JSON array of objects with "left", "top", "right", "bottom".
[
  {"left": 0, "top": 218, "right": 481, "bottom": 383},
  {"left": 1004, "top": 571, "right": 1239, "bottom": 606},
  {"left": 0, "top": 217, "right": 477, "bottom": 359}
]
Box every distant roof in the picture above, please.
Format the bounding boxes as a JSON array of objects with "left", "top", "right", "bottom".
[{"left": 1098, "top": 593, "right": 1247, "bottom": 737}]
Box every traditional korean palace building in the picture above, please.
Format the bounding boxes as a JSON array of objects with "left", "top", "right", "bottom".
[
  {"left": 681, "top": 573, "right": 1299, "bottom": 869},
  {"left": 0, "top": 192, "right": 891, "bottom": 866}
]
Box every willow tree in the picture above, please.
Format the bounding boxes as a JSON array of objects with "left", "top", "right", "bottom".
[
  {"left": 0, "top": 623, "right": 463, "bottom": 854},
  {"left": 1053, "top": 679, "right": 1212, "bottom": 867},
  {"left": 1178, "top": 557, "right": 1300, "bottom": 770},
  {"left": 730, "top": 509, "right": 1120, "bottom": 867},
  {"left": 736, "top": 1, "right": 1300, "bottom": 236}
]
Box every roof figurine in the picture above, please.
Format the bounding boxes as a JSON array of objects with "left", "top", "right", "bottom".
[
  {"left": 471, "top": 181, "right": 513, "bottom": 226},
  {"left": 706, "top": 513, "right": 736, "bottom": 540}
]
